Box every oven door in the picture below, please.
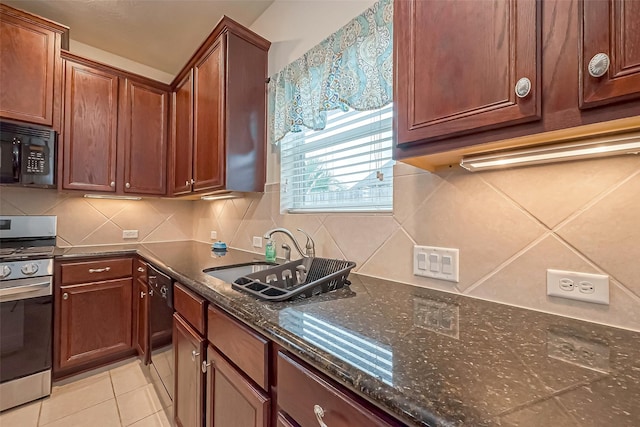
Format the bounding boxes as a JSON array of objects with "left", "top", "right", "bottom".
[{"left": 0, "top": 277, "right": 53, "bottom": 385}]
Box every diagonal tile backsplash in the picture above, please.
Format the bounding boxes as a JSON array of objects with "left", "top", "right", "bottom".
[
  {"left": 0, "top": 187, "right": 194, "bottom": 246},
  {"left": 194, "top": 155, "right": 640, "bottom": 331},
  {"left": 2, "top": 154, "right": 638, "bottom": 331}
]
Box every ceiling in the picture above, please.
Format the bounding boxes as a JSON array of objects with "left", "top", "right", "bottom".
[{"left": 3, "top": 0, "right": 275, "bottom": 76}]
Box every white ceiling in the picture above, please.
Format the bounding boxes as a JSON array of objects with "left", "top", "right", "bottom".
[{"left": 3, "top": 0, "right": 275, "bottom": 76}]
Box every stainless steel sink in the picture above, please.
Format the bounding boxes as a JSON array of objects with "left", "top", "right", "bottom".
[{"left": 204, "top": 262, "right": 277, "bottom": 283}]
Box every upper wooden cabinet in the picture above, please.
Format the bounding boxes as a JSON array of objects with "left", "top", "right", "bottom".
[
  {"left": 169, "top": 18, "right": 270, "bottom": 196},
  {"left": 121, "top": 78, "right": 169, "bottom": 195},
  {"left": 0, "top": 4, "right": 68, "bottom": 128},
  {"left": 580, "top": 0, "right": 640, "bottom": 108},
  {"left": 62, "top": 60, "right": 119, "bottom": 192},
  {"left": 394, "top": 0, "right": 640, "bottom": 170},
  {"left": 61, "top": 53, "right": 170, "bottom": 195},
  {"left": 395, "top": 0, "right": 540, "bottom": 146}
]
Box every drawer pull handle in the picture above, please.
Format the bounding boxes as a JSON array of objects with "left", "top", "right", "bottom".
[
  {"left": 314, "top": 405, "right": 328, "bottom": 427},
  {"left": 201, "top": 360, "right": 212, "bottom": 373},
  {"left": 137, "top": 267, "right": 145, "bottom": 273},
  {"left": 88, "top": 267, "right": 111, "bottom": 273},
  {"left": 191, "top": 350, "right": 200, "bottom": 362}
]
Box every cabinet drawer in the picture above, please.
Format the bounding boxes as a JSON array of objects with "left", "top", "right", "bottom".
[
  {"left": 207, "top": 306, "right": 268, "bottom": 390},
  {"left": 61, "top": 258, "right": 133, "bottom": 285},
  {"left": 174, "top": 282, "right": 206, "bottom": 335},
  {"left": 134, "top": 259, "right": 147, "bottom": 282},
  {"left": 277, "top": 352, "right": 395, "bottom": 427}
]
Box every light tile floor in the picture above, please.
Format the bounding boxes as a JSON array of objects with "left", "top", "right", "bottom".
[{"left": 0, "top": 358, "right": 172, "bottom": 427}]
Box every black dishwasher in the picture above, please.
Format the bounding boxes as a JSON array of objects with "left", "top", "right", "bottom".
[{"left": 147, "top": 265, "right": 174, "bottom": 403}]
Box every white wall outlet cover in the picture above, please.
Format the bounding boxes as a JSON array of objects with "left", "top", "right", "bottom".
[
  {"left": 413, "top": 245, "right": 459, "bottom": 283},
  {"left": 252, "top": 236, "right": 263, "bottom": 248},
  {"left": 547, "top": 269, "right": 609, "bottom": 305},
  {"left": 210, "top": 230, "right": 218, "bottom": 240},
  {"left": 122, "top": 230, "right": 138, "bottom": 239}
]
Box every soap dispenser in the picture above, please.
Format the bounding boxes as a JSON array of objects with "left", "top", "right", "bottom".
[{"left": 265, "top": 239, "right": 276, "bottom": 262}]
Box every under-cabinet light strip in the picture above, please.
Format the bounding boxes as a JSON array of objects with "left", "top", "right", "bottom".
[
  {"left": 83, "top": 194, "right": 142, "bottom": 201},
  {"left": 460, "top": 132, "right": 640, "bottom": 171}
]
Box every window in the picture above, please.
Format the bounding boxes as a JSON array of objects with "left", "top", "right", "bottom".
[{"left": 280, "top": 103, "right": 394, "bottom": 213}]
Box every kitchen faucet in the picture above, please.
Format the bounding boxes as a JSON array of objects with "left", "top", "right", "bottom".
[{"left": 263, "top": 228, "right": 316, "bottom": 259}]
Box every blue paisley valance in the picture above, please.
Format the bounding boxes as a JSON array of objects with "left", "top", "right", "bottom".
[{"left": 268, "top": 0, "right": 393, "bottom": 145}]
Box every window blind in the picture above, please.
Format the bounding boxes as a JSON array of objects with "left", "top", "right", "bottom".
[{"left": 280, "top": 104, "right": 394, "bottom": 213}]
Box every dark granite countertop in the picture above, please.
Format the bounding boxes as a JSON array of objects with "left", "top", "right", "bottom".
[{"left": 55, "top": 242, "right": 640, "bottom": 427}]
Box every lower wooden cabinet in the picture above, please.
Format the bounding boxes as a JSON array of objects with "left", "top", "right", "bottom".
[
  {"left": 277, "top": 352, "right": 396, "bottom": 427},
  {"left": 174, "top": 313, "right": 205, "bottom": 427},
  {"left": 56, "top": 278, "right": 133, "bottom": 371},
  {"left": 205, "top": 346, "right": 270, "bottom": 427}
]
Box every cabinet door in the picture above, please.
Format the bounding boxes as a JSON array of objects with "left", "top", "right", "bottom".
[
  {"left": 57, "top": 278, "right": 132, "bottom": 370},
  {"left": 395, "top": 0, "right": 540, "bottom": 147},
  {"left": 580, "top": 0, "right": 640, "bottom": 108},
  {"left": 193, "top": 38, "right": 225, "bottom": 192},
  {"left": 62, "top": 60, "right": 118, "bottom": 191},
  {"left": 134, "top": 279, "right": 149, "bottom": 364},
  {"left": 170, "top": 70, "right": 194, "bottom": 196},
  {"left": 0, "top": 10, "right": 56, "bottom": 126},
  {"left": 121, "top": 79, "right": 169, "bottom": 195},
  {"left": 174, "top": 314, "right": 205, "bottom": 427},
  {"left": 205, "top": 346, "right": 269, "bottom": 427}
]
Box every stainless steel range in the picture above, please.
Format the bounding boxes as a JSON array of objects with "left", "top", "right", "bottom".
[{"left": 0, "top": 215, "right": 56, "bottom": 412}]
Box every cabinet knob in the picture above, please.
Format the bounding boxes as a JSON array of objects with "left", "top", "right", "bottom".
[
  {"left": 140, "top": 291, "right": 146, "bottom": 298},
  {"left": 313, "top": 405, "right": 328, "bottom": 427},
  {"left": 588, "top": 53, "right": 610, "bottom": 78},
  {"left": 137, "top": 267, "right": 145, "bottom": 273},
  {"left": 201, "top": 360, "right": 212, "bottom": 373},
  {"left": 190, "top": 178, "right": 195, "bottom": 185},
  {"left": 186, "top": 180, "right": 190, "bottom": 186},
  {"left": 125, "top": 182, "right": 131, "bottom": 189},
  {"left": 110, "top": 181, "right": 115, "bottom": 188},
  {"left": 191, "top": 350, "right": 200, "bottom": 362},
  {"left": 62, "top": 292, "right": 69, "bottom": 300},
  {"left": 514, "top": 77, "right": 532, "bottom": 98}
]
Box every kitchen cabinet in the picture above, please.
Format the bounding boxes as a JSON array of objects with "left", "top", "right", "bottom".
[
  {"left": 277, "top": 351, "right": 396, "bottom": 427},
  {"left": 133, "top": 259, "right": 149, "bottom": 362},
  {"left": 394, "top": 0, "right": 640, "bottom": 171},
  {"left": 205, "top": 346, "right": 270, "bottom": 427},
  {"left": 395, "top": 0, "right": 540, "bottom": 146},
  {"left": 0, "top": 4, "right": 68, "bottom": 128},
  {"left": 174, "top": 313, "right": 206, "bottom": 427},
  {"left": 169, "top": 18, "right": 270, "bottom": 196},
  {"left": 54, "top": 257, "right": 134, "bottom": 376},
  {"left": 61, "top": 52, "right": 170, "bottom": 195},
  {"left": 62, "top": 58, "right": 119, "bottom": 192},
  {"left": 579, "top": 0, "right": 640, "bottom": 108}
]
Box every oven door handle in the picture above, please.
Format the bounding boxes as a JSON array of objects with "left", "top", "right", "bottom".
[{"left": 0, "top": 277, "right": 52, "bottom": 302}]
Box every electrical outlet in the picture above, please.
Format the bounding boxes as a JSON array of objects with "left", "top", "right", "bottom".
[
  {"left": 122, "top": 230, "right": 138, "bottom": 239},
  {"left": 252, "top": 236, "right": 263, "bottom": 248},
  {"left": 413, "top": 245, "right": 459, "bottom": 282},
  {"left": 547, "top": 330, "right": 610, "bottom": 373},
  {"left": 210, "top": 231, "right": 217, "bottom": 240},
  {"left": 547, "top": 269, "right": 609, "bottom": 305}
]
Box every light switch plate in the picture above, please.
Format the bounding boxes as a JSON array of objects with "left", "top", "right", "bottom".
[
  {"left": 252, "top": 236, "right": 263, "bottom": 248},
  {"left": 413, "top": 245, "right": 459, "bottom": 283}
]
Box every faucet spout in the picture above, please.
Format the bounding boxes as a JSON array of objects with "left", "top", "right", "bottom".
[{"left": 263, "top": 228, "right": 315, "bottom": 258}]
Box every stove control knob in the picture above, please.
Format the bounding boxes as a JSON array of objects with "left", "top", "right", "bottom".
[
  {"left": 21, "top": 263, "right": 39, "bottom": 276},
  {"left": 0, "top": 265, "right": 11, "bottom": 279}
]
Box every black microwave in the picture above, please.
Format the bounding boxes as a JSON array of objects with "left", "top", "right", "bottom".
[{"left": 0, "top": 120, "right": 57, "bottom": 188}]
